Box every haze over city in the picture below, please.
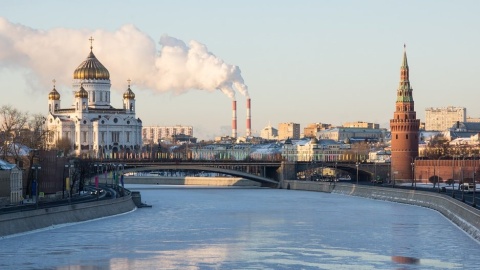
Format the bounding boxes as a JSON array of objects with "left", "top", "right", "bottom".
[{"left": 1, "top": 0, "right": 479, "bottom": 140}]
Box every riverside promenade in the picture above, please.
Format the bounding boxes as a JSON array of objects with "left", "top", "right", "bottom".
[
  {"left": 283, "top": 180, "right": 480, "bottom": 241},
  {"left": 0, "top": 188, "right": 136, "bottom": 237}
]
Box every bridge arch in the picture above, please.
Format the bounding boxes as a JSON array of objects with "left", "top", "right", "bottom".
[{"left": 123, "top": 165, "right": 279, "bottom": 187}]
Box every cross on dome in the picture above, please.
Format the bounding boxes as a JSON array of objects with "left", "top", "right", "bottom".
[{"left": 89, "top": 36, "right": 94, "bottom": 51}]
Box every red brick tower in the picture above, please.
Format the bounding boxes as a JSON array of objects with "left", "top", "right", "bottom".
[{"left": 390, "top": 45, "right": 420, "bottom": 182}]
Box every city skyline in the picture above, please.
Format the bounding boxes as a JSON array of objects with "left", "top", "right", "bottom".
[{"left": 1, "top": 1, "right": 480, "bottom": 140}]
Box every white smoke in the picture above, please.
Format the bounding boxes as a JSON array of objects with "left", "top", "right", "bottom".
[{"left": 0, "top": 17, "right": 249, "bottom": 99}]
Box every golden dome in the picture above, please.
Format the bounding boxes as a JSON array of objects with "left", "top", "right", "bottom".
[
  {"left": 48, "top": 87, "right": 60, "bottom": 100},
  {"left": 123, "top": 82, "right": 135, "bottom": 99},
  {"left": 73, "top": 51, "right": 110, "bottom": 80},
  {"left": 75, "top": 85, "right": 88, "bottom": 99}
]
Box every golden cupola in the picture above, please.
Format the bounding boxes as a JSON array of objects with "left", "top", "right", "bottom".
[
  {"left": 48, "top": 87, "right": 60, "bottom": 100},
  {"left": 73, "top": 42, "right": 110, "bottom": 80},
  {"left": 75, "top": 84, "right": 88, "bottom": 99},
  {"left": 123, "top": 80, "right": 135, "bottom": 99}
]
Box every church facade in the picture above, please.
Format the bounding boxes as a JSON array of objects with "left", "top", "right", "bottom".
[{"left": 46, "top": 40, "right": 142, "bottom": 158}]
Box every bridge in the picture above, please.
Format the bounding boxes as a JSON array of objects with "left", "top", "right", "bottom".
[
  {"left": 99, "top": 160, "right": 392, "bottom": 184},
  {"left": 122, "top": 164, "right": 279, "bottom": 187}
]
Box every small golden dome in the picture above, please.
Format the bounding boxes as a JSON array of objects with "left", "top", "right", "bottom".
[
  {"left": 73, "top": 51, "right": 110, "bottom": 80},
  {"left": 48, "top": 88, "right": 60, "bottom": 100},
  {"left": 123, "top": 79, "right": 135, "bottom": 99},
  {"left": 123, "top": 87, "right": 135, "bottom": 99},
  {"left": 75, "top": 85, "right": 88, "bottom": 99}
]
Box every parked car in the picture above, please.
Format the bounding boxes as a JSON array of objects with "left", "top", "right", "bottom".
[{"left": 459, "top": 183, "right": 475, "bottom": 192}]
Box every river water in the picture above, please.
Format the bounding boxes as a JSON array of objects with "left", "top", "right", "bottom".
[{"left": 1, "top": 185, "right": 479, "bottom": 269}]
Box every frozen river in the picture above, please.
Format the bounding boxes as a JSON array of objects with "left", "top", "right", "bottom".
[{"left": 1, "top": 185, "right": 479, "bottom": 269}]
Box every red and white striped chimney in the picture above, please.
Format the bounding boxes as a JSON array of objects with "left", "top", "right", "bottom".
[
  {"left": 246, "top": 98, "right": 251, "bottom": 137},
  {"left": 232, "top": 100, "right": 237, "bottom": 138}
]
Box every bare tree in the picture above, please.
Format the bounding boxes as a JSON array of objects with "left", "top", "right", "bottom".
[
  {"left": 0, "top": 105, "right": 29, "bottom": 163},
  {"left": 54, "top": 137, "right": 73, "bottom": 157},
  {"left": 424, "top": 134, "right": 449, "bottom": 158}
]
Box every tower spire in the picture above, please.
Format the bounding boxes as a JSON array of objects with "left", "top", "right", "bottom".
[{"left": 397, "top": 45, "right": 412, "bottom": 103}]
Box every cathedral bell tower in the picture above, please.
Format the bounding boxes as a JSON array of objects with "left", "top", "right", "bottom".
[
  {"left": 390, "top": 45, "right": 420, "bottom": 182},
  {"left": 123, "top": 79, "right": 136, "bottom": 113}
]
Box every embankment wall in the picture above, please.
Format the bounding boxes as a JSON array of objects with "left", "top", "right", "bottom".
[
  {"left": 0, "top": 195, "right": 136, "bottom": 237},
  {"left": 124, "top": 176, "right": 261, "bottom": 186},
  {"left": 285, "top": 180, "right": 480, "bottom": 241}
]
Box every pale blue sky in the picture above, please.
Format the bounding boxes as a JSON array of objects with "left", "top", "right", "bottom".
[{"left": 1, "top": 0, "right": 479, "bottom": 139}]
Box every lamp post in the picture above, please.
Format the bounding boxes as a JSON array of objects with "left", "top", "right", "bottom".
[
  {"left": 461, "top": 156, "right": 465, "bottom": 202},
  {"left": 452, "top": 156, "right": 456, "bottom": 198},
  {"left": 65, "top": 164, "right": 74, "bottom": 202},
  {"left": 355, "top": 162, "right": 359, "bottom": 185},
  {"left": 435, "top": 156, "right": 445, "bottom": 192},
  {"left": 473, "top": 156, "right": 477, "bottom": 208},
  {"left": 411, "top": 161, "right": 415, "bottom": 188},
  {"left": 31, "top": 164, "right": 41, "bottom": 208},
  {"left": 393, "top": 171, "right": 398, "bottom": 188}
]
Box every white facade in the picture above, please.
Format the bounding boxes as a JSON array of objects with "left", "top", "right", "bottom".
[
  {"left": 260, "top": 124, "right": 278, "bottom": 140},
  {"left": 0, "top": 160, "right": 23, "bottom": 204},
  {"left": 425, "top": 106, "right": 466, "bottom": 131},
  {"left": 46, "top": 45, "right": 142, "bottom": 158}
]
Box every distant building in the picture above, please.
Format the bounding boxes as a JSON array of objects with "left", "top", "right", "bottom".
[
  {"left": 343, "top": 121, "right": 379, "bottom": 129},
  {"left": 466, "top": 117, "right": 480, "bottom": 123},
  {"left": 425, "top": 106, "right": 466, "bottom": 131},
  {"left": 317, "top": 127, "right": 386, "bottom": 142},
  {"left": 278, "top": 122, "right": 300, "bottom": 140},
  {"left": 281, "top": 137, "right": 354, "bottom": 162},
  {"left": 142, "top": 125, "right": 193, "bottom": 144},
  {"left": 260, "top": 124, "right": 278, "bottom": 140},
  {"left": 303, "top": 123, "right": 331, "bottom": 138}
]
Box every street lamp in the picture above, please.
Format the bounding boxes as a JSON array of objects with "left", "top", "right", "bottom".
[
  {"left": 355, "top": 162, "right": 360, "bottom": 185},
  {"left": 451, "top": 156, "right": 456, "bottom": 198},
  {"left": 461, "top": 156, "right": 466, "bottom": 202},
  {"left": 31, "top": 164, "right": 41, "bottom": 208},
  {"left": 437, "top": 156, "right": 447, "bottom": 193},
  {"left": 393, "top": 171, "right": 398, "bottom": 188},
  {"left": 65, "top": 164, "right": 74, "bottom": 202},
  {"left": 411, "top": 161, "right": 415, "bottom": 188},
  {"left": 473, "top": 156, "right": 477, "bottom": 208}
]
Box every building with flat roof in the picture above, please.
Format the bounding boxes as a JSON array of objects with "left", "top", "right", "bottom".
[
  {"left": 425, "top": 106, "right": 466, "bottom": 131},
  {"left": 142, "top": 125, "right": 193, "bottom": 144},
  {"left": 343, "top": 121, "right": 379, "bottom": 129},
  {"left": 304, "top": 123, "right": 331, "bottom": 138},
  {"left": 278, "top": 122, "right": 300, "bottom": 140}
]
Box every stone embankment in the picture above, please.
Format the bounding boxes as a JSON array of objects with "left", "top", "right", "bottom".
[
  {"left": 124, "top": 176, "right": 261, "bottom": 186},
  {"left": 0, "top": 195, "right": 136, "bottom": 237},
  {"left": 284, "top": 180, "right": 480, "bottom": 241}
]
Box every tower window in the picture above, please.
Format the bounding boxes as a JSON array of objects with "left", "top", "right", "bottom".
[{"left": 406, "top": 134, "right": 409, "bottom": 139}]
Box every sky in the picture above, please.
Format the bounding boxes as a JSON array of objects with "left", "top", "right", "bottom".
[{"left": 1, "top": 0, "right": 479, "bottom": 140}]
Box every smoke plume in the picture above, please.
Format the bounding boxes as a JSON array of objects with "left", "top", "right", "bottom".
[{"left": 0, "top": 17, "right": 249, "bottom": 99}]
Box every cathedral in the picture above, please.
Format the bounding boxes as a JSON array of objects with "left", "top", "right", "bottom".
[{"left": 46, "top": 38, "right": 142, "bottom": 158}]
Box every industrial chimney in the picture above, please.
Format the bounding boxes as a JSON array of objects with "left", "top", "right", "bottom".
[
  {"left": 246, "top": 98, "right": 252, "bottom": 137},
  {"left": 232, "top": 100, "right": 237, "bottom": 138}
]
